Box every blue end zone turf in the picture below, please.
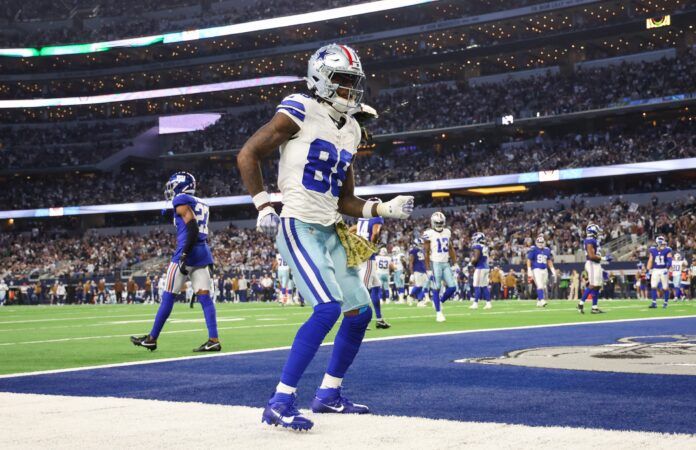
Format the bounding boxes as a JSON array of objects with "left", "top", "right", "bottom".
[{"left": 2, "top": 318, "right": 695, "bottom": 434}]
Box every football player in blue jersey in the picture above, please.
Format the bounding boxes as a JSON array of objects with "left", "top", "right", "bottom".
[
  {"left": 408, "top": 237, "right": 428, "bottom": 305},
  {"left": 526, "top": 235, "right": 557, "bottom": 307},
  {"left": 579, "top": 223, "right": 608, "bottom": 314},
  {"left": 130, "top": 172, "right": 220, "bottom": 352},
  {"left": 647, "top": 235, "right": 673, "bottom": 309},
  {"left": 470, "top": 232, "right": 492, "bottom": 310}
]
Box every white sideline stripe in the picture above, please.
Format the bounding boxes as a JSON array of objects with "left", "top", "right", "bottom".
[
  {"left": 0, "top": 321, "right": 308, "bottom": 348},
  {"left": 0, "top": 303, "right": 639, "bottom": 336},
  {"left": 0, "top": 314, "right": 694, "bottom": 379},
  {"left": 0, "top": 302, "right": 692, "bottom": 334},
  {"left": 0, "top": 305, "right": 290, "bottom": 324},
  {"left": 4, "top": 393, "right": 695, "bottom": 450}
]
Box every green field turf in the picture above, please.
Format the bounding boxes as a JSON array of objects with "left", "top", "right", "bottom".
[{"left": 1, "top": 299, "right": 695, "bottom": 375}]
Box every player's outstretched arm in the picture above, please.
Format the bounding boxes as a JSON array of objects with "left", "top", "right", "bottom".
[
  {"left": 237, "top": 113, "right": 299, "bottom": 235},
  {"left": 338, "top": 165, "right": 414, "bottom": 219}
]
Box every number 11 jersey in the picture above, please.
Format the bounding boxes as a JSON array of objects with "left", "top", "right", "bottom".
[{"left": 275, "top": 93, "right": 362, "bottom": 226}]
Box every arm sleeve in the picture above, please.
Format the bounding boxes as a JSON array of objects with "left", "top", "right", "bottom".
[{"left": 182, "top": 220, "right": 199, "bottom": 256}]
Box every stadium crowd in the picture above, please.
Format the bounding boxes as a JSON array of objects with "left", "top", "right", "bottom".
[
  {"left": 2, "top": 195, "right": 694, "bottom": 285},
  {"left": 2, "top": 47, "right": 691, "bottom": 169},
  {"left": 374, "top": 49, "right": 696, "bottom": 133},
  {"left": 2, "top": 117, "right": 692, "bottom": 210},
  {"left": 0, "top": 0, "right": 555, "bottom": 48}
]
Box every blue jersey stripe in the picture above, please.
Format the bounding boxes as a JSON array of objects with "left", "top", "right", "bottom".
[
  {"left": 288, "top": 218, "right": 337, "bottom": 302},
  {"left": 276, "top": 106, "right": 305, "bottom": 121},
  {"left": 280, "top": 99, "right": 305, "bottom": 111}
]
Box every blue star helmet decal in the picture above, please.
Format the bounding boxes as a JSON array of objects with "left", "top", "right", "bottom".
[{"left": 317, "top": 49, "right": 331, "bottom": 60}]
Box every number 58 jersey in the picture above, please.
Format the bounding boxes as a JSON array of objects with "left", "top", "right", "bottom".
[{"left": 276, "top": 93, "right": 362, "bottom": 226}]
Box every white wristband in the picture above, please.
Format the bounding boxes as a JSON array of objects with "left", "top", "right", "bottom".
[
  {"left": 253, "top": 191, "right": 271, "bottom": 209},
  {"left": 362, "top": 201, "right": 376, "bottom": 218}
]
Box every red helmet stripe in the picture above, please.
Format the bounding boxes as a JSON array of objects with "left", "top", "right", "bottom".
[{"left": 339, "top": 45, "right": 353, "bottom": 65}]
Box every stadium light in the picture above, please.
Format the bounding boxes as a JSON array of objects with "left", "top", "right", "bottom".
[
  {"left": 1, "top": 0, "right": 436, "bottom": 58},
  {"left": 0, "top": 76, "right": 302, "bottom": 109},
  {"left": 467, "top": 185, "right": 528, "bottom": 195}
]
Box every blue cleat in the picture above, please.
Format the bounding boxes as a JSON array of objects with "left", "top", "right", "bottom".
[
  {"left": 311, "top": 387, "right": 370, "bottom": 414},
  {"left": 261, "top": 392, "right": 314, "bottom": 431},
  {"left": 663, "top": 302, "right": 668, "bottom": 309},
  {"left": 648, "top": 304, "right": 657, "bottom": 309}
]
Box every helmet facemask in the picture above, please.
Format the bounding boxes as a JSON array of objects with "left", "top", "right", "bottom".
[{"left": 322, "top": 69, "right": 364, "bottom": 113}]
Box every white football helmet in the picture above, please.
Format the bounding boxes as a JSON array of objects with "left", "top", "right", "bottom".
[
  {"left": 535, "top": 234, "right": 545, "bottom": 247},
  {"left": 392, "top": 246, "right": 401, "bottom": 255},
  {"left": 674, "top": 252, "right": 682, "bottom": 261},
  {"left": 306, "top": 43, "right": 365, "bottom": 113},
  {"left": 431, "top": 212, "right": 446, "bottom": 231},
  {"left": 379, "top": 247, "right": 388, "bottom": 256}
]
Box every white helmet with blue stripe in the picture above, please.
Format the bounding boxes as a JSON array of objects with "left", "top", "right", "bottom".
[
  {"left": 165, "top": 171, "right": 196, "bottom": 201},
  {"left": 535, "top": 234, "right": 545, "bottom": 247},
  {"left": 306, "top": 43, "right": 365, "bottom": 113}
]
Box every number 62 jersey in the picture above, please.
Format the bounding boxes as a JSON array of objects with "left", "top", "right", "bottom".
[{"left": 276, "top": 93, "right": 362, "bottom": 226}]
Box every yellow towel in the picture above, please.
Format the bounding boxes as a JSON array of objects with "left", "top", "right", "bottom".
[{"left": 335, "top": 221, "right": 377, "bottom": 267}]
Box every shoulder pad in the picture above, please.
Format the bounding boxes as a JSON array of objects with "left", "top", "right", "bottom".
[{"left": 172, "top": 193, "right": 195, "bottom": 208}]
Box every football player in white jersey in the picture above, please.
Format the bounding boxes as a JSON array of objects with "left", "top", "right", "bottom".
[
  {"left": 353, "top": 205, "right": 390, "bottom": 329},
  {"left": 671, "top": 253, "right": 687, "bottom": 301},
  {"left": 374, "top": 247, "right": 393, "bottom": 302},
  {"left": 423, "top": 212, "right": 458, "bottom": 322},
  {"left": 391, "top": 245, "right": 406, "bottom": 303},
  {"left": 272, "top": 253, "right": 291, "bottom": 305},
  {"left": 238, "top": 43, "right": 414, "bottom": 431}
]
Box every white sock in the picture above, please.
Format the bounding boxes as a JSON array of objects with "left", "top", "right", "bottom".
[
  {"left": 320, "top": 373, "right": 342, "bottom": 389},
  {"left": 275, "top": 382, "right": 296, "bottom": 395}
]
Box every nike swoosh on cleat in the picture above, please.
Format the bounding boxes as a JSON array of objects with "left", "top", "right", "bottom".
[
  {"left": 320, "top": 403, "right": 345, "bottom": 412},
  {"left": 271, "top": 409, "right": 296, "bottom": 425},
  {"left": 204, "top": 344, "right": 218, "bottom": 350}
]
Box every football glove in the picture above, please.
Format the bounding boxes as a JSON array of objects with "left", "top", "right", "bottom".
[
  {"left": 377, "top": 195, "right": 415, "bottom": 219},
  {"left": 257, "top": 206, "right": 280, "bottom": 237},
  {"left": 178, "top": 256, "right": 189, "bottom": 276},
  {"left": 350, "top": 103, "right": 378, "bottom": 124}
]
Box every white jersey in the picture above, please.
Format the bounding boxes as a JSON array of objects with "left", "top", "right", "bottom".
[
  {"left": 423, "top": 228, "right": 452, "bottom": 263},
  {"left": 276, "top": 253, "right": 289, "bottom": 271},
  {"left": 671, "top": 259, "right": 686, "bottom": 274},
  {"left": 276, "top": 93, "right": 362, "bottom": 226},
  {"left": 391, "top": 253, "right": 404, "bottom": 271},
  {"left": 374, "top": 255, "right": 391, "bottom": 275}
]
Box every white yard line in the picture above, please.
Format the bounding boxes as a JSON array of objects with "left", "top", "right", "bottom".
[{"left": 0, "top": 314, "right": 694, "bottom": 379}]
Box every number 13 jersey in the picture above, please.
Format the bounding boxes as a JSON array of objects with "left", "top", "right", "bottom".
[{"left": 276, "top": 93, "right": 362, "bottom": 226}]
